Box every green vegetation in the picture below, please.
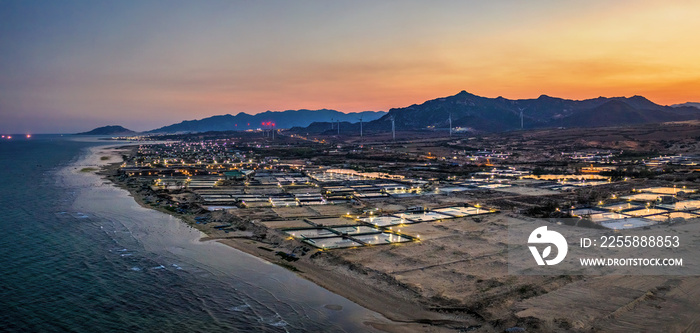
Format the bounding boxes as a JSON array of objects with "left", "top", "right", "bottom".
[
  {"left": 163, "top": 205, "right": 178, "bottom": 213},
  {"left": 276, "top": 262, "right": 301, "bottom": 272},
  {"left": 80, "top": 167, "right": 98, "bottom": 172},
  {"left": 100, "top": 156, "right": 110, "bottom": 161}
]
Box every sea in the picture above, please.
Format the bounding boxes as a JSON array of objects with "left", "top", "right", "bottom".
[{"left": 0, "top": 135, "right": 387, "bottom": 332}]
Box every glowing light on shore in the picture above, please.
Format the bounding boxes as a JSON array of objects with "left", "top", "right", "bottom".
[{"left": 26, "top": 134, "right": 31, "bottom": 138}]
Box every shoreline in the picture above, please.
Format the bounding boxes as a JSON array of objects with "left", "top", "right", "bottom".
[{"left": 89, "top": 145, "right": 469, "bottom": 332}]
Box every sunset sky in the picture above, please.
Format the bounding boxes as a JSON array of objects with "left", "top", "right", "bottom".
[{"left": 2, "top": 0, "right": 700, "bottom": 133}]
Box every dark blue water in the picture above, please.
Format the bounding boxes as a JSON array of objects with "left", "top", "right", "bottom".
[{"left": 0, "top": 135, "right": 387, "bottom": 332}]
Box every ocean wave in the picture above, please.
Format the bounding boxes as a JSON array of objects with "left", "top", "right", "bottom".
[
  {"left": 260, "top": 314, "right": 288, "bottom": 328},
  {"left": 228, "top": 304, "right": 250, "bottom": 312}
]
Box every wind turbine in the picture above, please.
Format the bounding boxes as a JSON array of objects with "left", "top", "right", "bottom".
[
  {"left": 337, "top": 119, "right": 340, "bottom": 135},
  {"left": 519, "top": 108, "right": 524, "bottom": 129},
  {"left": 391, "top": 116, "right": 395, "bottom": 141},
  {"left": 358, "top": 116, "right": 363, "bottom": 137},
  {"left": 448, "top": 113, "right": 452, "bottom": 137}
]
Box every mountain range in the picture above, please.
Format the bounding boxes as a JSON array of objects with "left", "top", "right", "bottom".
[
  {"left": 349, "top": 91, "right": 700, "bottom": 133},
  {"left": 147, "top": 109, "right": 385, "bottom": 133},
  {"left": 78, "top": 92, "right": 700, "bottom": 135}
]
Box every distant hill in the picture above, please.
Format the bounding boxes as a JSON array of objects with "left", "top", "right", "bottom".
[
  {"left": 148, "top": 109, "right": 385, "bottom": 133},
  {"left": 557, "top": 100, "right": 690, "bottom": 128},
  {"left": 671, "top": 102, "right": 700, "bottom": 109},
  {"left": 333, "top": 91, "right": 700, "bottom": 133},
  {"left": 75, "top": 125, "right": 136, "bottom": 135}
]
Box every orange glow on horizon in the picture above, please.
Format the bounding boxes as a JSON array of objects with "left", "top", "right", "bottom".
[{"left": 3, "top": 0, "right": 700, "bottom": 133}]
